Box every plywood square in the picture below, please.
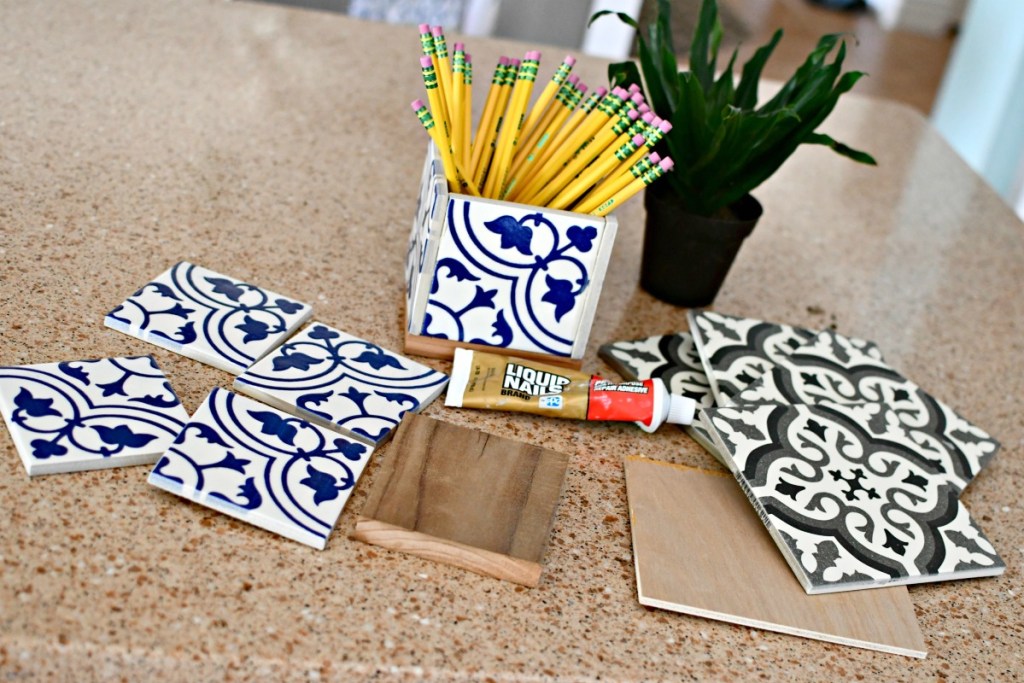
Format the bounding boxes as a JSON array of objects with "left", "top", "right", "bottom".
[
  {"left": 351, "top": 413, "right": 569, "bottom": 587},
  {"left": 624, "top": 457, "right": 927, "bottom": 658}
]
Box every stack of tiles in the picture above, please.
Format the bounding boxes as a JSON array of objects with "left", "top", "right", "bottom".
[
  {"left": 1, "top": 262, "right": 448, "bottom": 552},
  {"left": 602, "top": 310, "right": 1004, "bottom": 595}
]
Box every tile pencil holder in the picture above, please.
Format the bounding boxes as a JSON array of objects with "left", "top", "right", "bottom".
[{"left": 404, "top": 143, "right": 618, "bottom": 369}]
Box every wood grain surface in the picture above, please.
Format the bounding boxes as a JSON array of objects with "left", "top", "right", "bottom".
[
  {"left": 351, "top": 413, "right": 570, "bottom": 587},
  {"left": 624, "top": 457, "right": 928, "bottom": 658}
]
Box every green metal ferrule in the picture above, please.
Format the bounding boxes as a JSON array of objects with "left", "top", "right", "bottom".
[
  {"left": 614, "top": 141, "right": 637, "bottom": 161},
  {"left": 581, "top": 93, "right": 600, "bottom": 113},
  {"left": 433, "top": 36, "right": 449, "bottom": 59},
  {"left": 420, "top": 34, "right": 435, "bottom": 56},
  {"left": 421, "top": 67, "right": 438, "bottom": 88}
]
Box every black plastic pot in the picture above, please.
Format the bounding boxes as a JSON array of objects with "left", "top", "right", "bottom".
[{"left": 640, "top": 189, "right": 763, "bottom": 307}]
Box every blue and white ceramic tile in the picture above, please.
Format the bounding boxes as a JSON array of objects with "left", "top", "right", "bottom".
[
  {"left": 417, "top": 195, "right": 615, "bottom": 359},
  {"left": 406, "top": 145, "right": 446, "bottom": 326},
  {"left": 234, "top": 323, "right": 449, "bottom": 447},
  {"left": 105, "top": 261, "right": 312, "bottom": 374},
  {"left": 701, "top": 402, "right": 1005, "bottom": 593},
  {"left": 149, "top": 388, "right": 370, "bottom": 550},
  {"left": 0, "top": 356, "right": 189, "bottom": 476}
]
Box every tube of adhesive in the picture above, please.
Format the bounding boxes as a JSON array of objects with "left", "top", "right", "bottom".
[{"left": 445, "top": 348, "right": 696, "bottom": 433}]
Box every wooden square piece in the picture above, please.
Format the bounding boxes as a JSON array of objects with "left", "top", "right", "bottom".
[
  {"left": 624, "top": 457, "right": 927, "bottom": 657},
  {"left": 351, "top": 414, "right": 569, "bottom": 587}
]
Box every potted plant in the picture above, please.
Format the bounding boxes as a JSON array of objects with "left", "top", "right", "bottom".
[{"left": 591, "top": 0, "right": 876, "bottom": 307}]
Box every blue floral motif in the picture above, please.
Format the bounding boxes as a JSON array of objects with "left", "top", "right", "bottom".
[
  {"left": 148, "top": 389, "right": 370, "bottom": 549},
  {"left": 485, "top": 215, "right": 534, "bottom": 255},
  {"left": 0, "top": 356, "right": 189, "bottom": 475},
  {"left": 104, "top": 262, "right": 311, "bottom": 374},
  {"left": 234, "top": 324, "right": 449, "bottom": 447},
  {"left": 421, "top": 199, "right": 607, "bottom": 357}
]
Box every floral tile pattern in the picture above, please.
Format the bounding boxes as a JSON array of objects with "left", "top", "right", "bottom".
[
  {"left": 105, "top": 261, "right": 312, "bottom": 374},
  {"left": 416, "top": 195, "right": 615, "bottom": 359},
  {"left": 234, "top": 323, "right": 448, "bottom": 447},
  {"left": 0, "top": 356, "right": 189, "bottom": 476},
  {"left": 734, "top": 330, "right": 998, "bottom": 491},
  {"left": 702, "top": 402, "right": 1004, "bottom": 593},
  {"left": 148, "top": 388, "right": 370, "bottom": 549},
  {"left": 687, "top": 310, "right": 817, "bottom": 406}
]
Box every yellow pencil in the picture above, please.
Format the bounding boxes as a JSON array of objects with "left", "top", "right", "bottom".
[
  {"left": 431, "top": 26, "right": 454, "bottom": 121},
  {"left": 548, "top": 133, "right": 647, "bottom": 210},
  {"left": 474, "top": 57, "right": 516, "bottom": 188},
  {"left": 575, "top": 152, "right": 660, "bottom": 213},
  {"left": 591, "top": 157, "right": 675, "bottom": 217},
  {"left": 520, "top": 55, "right": 575, "bottom": 143},
  {"left": 411, "top": 98, "right": 456, "bottom": 187},
  {"left": 512, "top": 87, "right": 626, "bottom": 204},
  {"left": 470, "top": 56, "right": 510, "bottom": 182},
  {"left": 610, "top": 117, "right": 673, "bottom": 180},
  {"left": 463, "top": 52, "right": 473, "bottom": 171},
  {"left": 485, "top": 51, "right": 539, "bottom": 199},
  {"left": 512, "top": 85, "right": 604, "bottom": 195},
  {"left": 451, "top": 43, "right": 467, "bottom": 168},
  {"left": 506, "top": 75, "right": 580, "bottom": 187},
  {"left": 524, "top": 103, "right": 637, "bottom": 207}
]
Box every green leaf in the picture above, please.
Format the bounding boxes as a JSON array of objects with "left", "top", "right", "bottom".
[
  {"left": 735, "top": 29, "right": 782, "bottom": 109},
  {"left": 806, "top": 133, "right": 877, "bottom": 165},
  {"left": 608, "top": 61, "right": 643, "bottom": 94},
  {"left": 588, "top": 10, "right": 638, "bottom": 30},
  {"left": 689, "top": 0, "right": 719, "bottom": 92}
]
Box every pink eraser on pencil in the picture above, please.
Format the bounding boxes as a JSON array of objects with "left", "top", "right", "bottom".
[
  {"left": 658, "top": 120, "right": 673, "bottom": 133},
  {"left": 568, "top": 74, "right": 580, "bottom": 85},
  {"left": 660, "top": 158, "right": 675, "bottom": 171},
  {"left": 628, "top": 83, "right": 641, "bottom": 94},
  {"left": 632, "top": 134, "right": 646, "bottom": 146},
  {"left": 577, "top": 83, "right": 589, "bottom": 94},
  {"left": 630, "top": 93, "right": 644, "bottom": 105},
  {"left": 612, "top": 86, "right": 627, "bottom": 98},
  {"left": 627, "top": 108, "right": 640, "bottom": 121},
  {"left": 465, "top": 53, "right": 472, "bottom": 63},
  {"left": 649, "top": 152, "right": 661, "bottom": 164},
  {"left": 595, "top": 86, "right": 608, "bottom": 98},
  {"left": 641, "top": 111, "right": 655, "bottom": 123},
  {"left": 454, "top": 42, "right": 464, "bottom": 52},
  {"left": 511, "top": 58, "right": 521, "bottom": 67},
  {"left": 411, "top": 99, "right": 426, "bottom": 110},
  {"left": 431, "top": 26, "right": 444, "bottom": 36},
  {"left": 420, "top": 56, "right": 434, "bottom": 68},
  {"left": 533, "top": 51, "right": 542, "bottom": 60},
  {"left": 638, "top": 103, "right": 650, "bottom": 114},
  {"left": 564, "top": 55, "right": 576, "bottom": 66},
  {"left": 499, "top": 56, "right": 510, "bottom": 65}
]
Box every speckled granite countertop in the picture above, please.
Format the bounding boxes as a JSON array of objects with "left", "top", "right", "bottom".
[{"left": 1, "top": 1, "right": 1022, "bottom": 680}]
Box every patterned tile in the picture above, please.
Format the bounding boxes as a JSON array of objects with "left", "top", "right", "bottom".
[
  {"left": 599, "top": 333, "right": 723, "bottom": 464},
  {"left": 0, "top": 356, "right": 189, "bottom": 476},
  {"left": 734, "top": 330, "right": 998, "bottom": 491},
  {"left": 105, "top": 261, "right": 312, "bottom": 374},
  {"left": 600, "top": 333, "right": 715, "bottom": 409},
  {"left": 234, "top": 323, "right": 448, "bottom": 447},
  {"left": 701, "top": 402, "right": 1005, "bottom": 593},
  {"left": 412, "top": 192, "right": 617, "bottom": 359},
  {"left": 687, "top": 310, "right": 816, "bottom": 406},
  {"left": 149, "top": 388, "right": 370, "bottom": 549}
]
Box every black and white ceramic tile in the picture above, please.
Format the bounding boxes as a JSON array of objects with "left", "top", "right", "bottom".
[
  {"left": 105, "top": 261, "right": 312, "bottom": 374},
  {"left": 599, "top": 333, "right": 723, "bottom": 463},
  {"left": 149, "top": 388, "right": 370, "bottom": 550},
  {"left": 687, "top": 310, "right": 816, "bottom": 406},
  {"left": 735, "top": 330, "right": 999, "bottom": 491},
  {"left": 701, "top": 402, "right": 1005, "bottom": 594},
  {"left": 0, "top": 356, "right": 189, "bottom": 476},
  {"left": 234, "top": 323, "right": 449, "bottom": 448}
]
